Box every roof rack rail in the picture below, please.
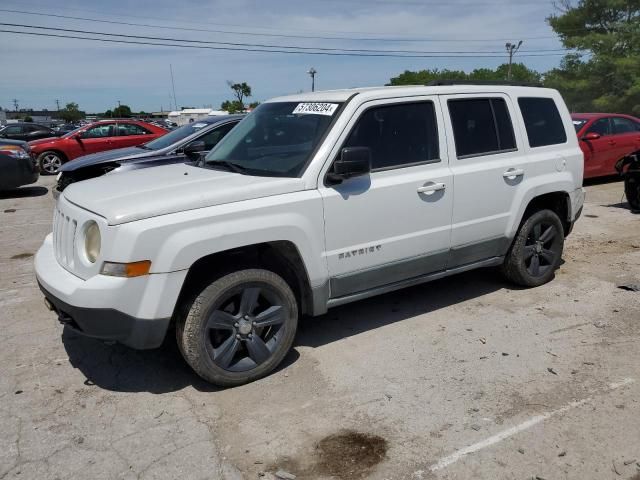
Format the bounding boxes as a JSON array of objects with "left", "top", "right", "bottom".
[{"left": 426, "top": 80, "right": 543, "bottom": 87}]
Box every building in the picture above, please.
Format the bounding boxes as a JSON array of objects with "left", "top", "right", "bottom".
[{"left": 3, "top": 109, "right": 85, "bottom": 127}]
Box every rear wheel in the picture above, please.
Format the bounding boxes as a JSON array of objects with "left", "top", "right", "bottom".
[
  {"left": 176, "top": 269, "right": 298, "bottom": 387},
  {"left": 502, "top": 209, "right": 564, "bottom": 287},
  {"left": 37, "top": 151, "right": 63, "bottom": 175}
]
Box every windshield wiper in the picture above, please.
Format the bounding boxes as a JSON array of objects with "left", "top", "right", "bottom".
[{"left": 206, "top": 160, "right": 248, "bottom": 174}]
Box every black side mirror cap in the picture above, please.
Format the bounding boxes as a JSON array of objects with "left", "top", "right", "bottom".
[
  {"left": 327, "top": 147, "right": 372, "bottom": 184},
  {"left": 183, "top": 140, "right": 206, "bottom": 157}
]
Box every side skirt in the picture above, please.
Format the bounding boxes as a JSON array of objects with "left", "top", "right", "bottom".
[{"left": 326, "top": 256, "right": 503, "bottom": 309}]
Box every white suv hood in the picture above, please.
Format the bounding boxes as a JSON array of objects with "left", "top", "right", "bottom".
[{"left": 63, "top": 163, "right": 306, "bottom": 225}]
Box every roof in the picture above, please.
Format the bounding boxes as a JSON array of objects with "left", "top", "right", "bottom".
[
  {"left": 571, "top": 112, "right": 640, "bottom": 119},
  {"left": 196, "top": 115, "right": 244, "bottom": 124},
  {"left": 267, "top": 84, "right": 558, "bottom": 104}
]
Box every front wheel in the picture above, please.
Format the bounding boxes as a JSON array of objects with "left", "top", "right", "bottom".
[
  {"left": 176, "top": 269, "right": 298, "bottom": 387},
  {"left": 37, "top": 151, "right": 63, "bottom": 175},
  {"left": 502, "top": 209, "right": 564, "bottom": 287}
]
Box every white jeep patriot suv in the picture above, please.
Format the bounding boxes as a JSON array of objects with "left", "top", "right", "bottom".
[{"left": 36, "top": 83, "right": 585, "bottom": 386}]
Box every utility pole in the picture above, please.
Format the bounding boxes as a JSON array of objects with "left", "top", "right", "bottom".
[
  {"left": 12, "top": 99, "right": 18, "bottom": 111},
  {"left": 505, "top": 41, "right": 523, "bottom": 80},
  {"left": 170, "top": 64, "right": 178, "bottom": 111},
  {"left": 55, "top": 99, "right": 60, "bottom": 111},
  {"left": 117, "top": 100, "right": 121, "bottom": 108},
  {"left": 307, "top": 67, "right": 317, "bottom": 92}
]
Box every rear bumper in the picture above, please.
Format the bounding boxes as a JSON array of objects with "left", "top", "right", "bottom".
[{"left": 566, "top": 187, "right": 586, "bottom": 236}]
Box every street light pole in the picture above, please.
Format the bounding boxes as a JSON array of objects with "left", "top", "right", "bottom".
[
  {"left": 505, "top": 40, "right": 523, "bottom": 81},
  {"left": 307, "top": 67, "right": 317, "bottom": 92}
]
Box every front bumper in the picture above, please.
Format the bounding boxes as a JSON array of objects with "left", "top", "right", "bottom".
[
  {"left": 35, "top": 233, "right": 187, "bottom": 349},
  {"left": 0, "top": 156, "right": 39, "bottom": 190}
]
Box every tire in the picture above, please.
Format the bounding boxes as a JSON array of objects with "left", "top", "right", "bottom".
[
  {"left": 37, "top": 151, "right": 64, "bottom": 175},
  {"left": 624, "top": 175, "right": 640, "bottom": 212},
  {"left": 176, "top": 269, "right": 298, "bottom": 387},
  {"left": 502, "top": 209, "right": 564, "bottom": 288}
]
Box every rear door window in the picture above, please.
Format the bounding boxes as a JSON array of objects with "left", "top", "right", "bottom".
[
  {"left": 117, "top": 123, "right": 151, "bottom": 136},
  {"left": 612, "top": 117, "right": 640, "bottom": 134},
  {"left": 518, "top": 97, "right": 567, "bottom": 147},
  {"left": 448, "top": 98, "right": 517, "bottom": 158}
]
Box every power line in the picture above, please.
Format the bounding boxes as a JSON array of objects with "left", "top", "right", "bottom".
[
  {"left": 0, "top": 7, "right": 564, "bottom": 43},
  {"left": 0, "top": 23, "right": 572, "bottom": 55},
  {"left": 0, "top": 28, "right": 571, "bottom": 58}
]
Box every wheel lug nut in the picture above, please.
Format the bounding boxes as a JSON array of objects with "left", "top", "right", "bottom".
[
  {"left": 234, "top": 322, "right": 239, "bottom": 328},
  {"left": 235, "top": 334, "right": 241, "bottom": 340}
]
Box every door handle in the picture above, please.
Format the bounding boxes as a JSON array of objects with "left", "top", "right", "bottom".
[
  {"left": 608, "top": 140, "right": 616, "bottom": 145},
  {"left": 417, "top": 182, "right": 446, "bottom": 194},
  {"left": 503, "top": 168, "right": 524, "bottom": 179}
]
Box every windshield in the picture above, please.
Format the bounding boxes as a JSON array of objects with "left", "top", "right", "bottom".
[
  {"left": 204, "top": 101, "right": 341, "bottom": 177},
  {"left": 572, "top": 118, "right": 588, "bottom": 132},
  {"left": 143, "top": 121, "right": 214, "bottom": 150}
]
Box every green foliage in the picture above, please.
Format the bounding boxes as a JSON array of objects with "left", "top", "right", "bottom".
[
  {"left": 59, "top": 102, "right": 83, "bottom": 122},
  {"left": 248, "top": 101, "right": 261, "bottom": 109},
  {"left": 112, "top": 104, "right": 132, "bottom": 118},
  {"left": 388, "top": 63, "right": 542, "bottom": 86},
  {"left": 221, "top": 100, "right": 245, "bottom": 114},
  {"left": 23, "top": 116, "right": 33, "bottom": 122},
  {"left": 546, "top": 0, "right": 640, "bottom": 114}
]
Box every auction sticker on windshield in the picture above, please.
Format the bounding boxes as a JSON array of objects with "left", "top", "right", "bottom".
[{"left": 293, "top": 103, "right": 339, "bottom": 116}]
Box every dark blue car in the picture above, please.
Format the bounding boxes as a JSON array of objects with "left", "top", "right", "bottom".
[{"left": 55, "top": 115, "right": 243, "bottom": 196}]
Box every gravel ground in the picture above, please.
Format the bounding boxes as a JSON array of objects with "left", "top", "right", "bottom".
[{"left": 1, "top": 175, "right": 639, "bottom": 480}]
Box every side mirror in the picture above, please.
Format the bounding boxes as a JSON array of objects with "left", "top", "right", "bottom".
[
  {"left": 582, "top": 132, "right": 601, "bottom": 141},
  {"left": 327, "top": 147, "right": 372, "bottom": 184},
  {"left": 183, "top": 140, "right": 206, "bottom": 157}
]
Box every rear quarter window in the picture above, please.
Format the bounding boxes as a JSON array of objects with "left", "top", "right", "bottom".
[{"left": 518, "top": 97, "right": 567, "bottom": 148}]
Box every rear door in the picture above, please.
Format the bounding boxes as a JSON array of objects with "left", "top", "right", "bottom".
[
  {"left": 442, "top": 94, "right": 527, "bottom": 267},
  {"left": 319, "top": 97, "right": 453, "bottom": 298},
  {"left": 610, "top": 116, "right": 640, "bottom": 173},
  {"left": 115, "top": 122, "right": 154, "bottom": 148}
]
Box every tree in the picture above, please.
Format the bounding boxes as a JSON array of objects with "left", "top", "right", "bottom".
[
  {"left": 112, "top": 104, "right": 132, "bottom": 118},
  {"left": 545, "top": 0, "right": 640, "bottom": 114},
  {"left": 59, "top": 102, "right": 83, "bottom": 122},
  {"left": 248, "top": 101, "right": 261, "bottom": 109},
  {"left": 227, "top": 81, "right": 252, "bottom": 107},
  {"left": 23, "top": 116, "right": 33, "bottom": 122},
  {"left": 388, "top": 64, "right": 541, "bottom": 86}
]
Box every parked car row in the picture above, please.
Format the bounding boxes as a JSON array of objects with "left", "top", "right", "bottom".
[
  {"left": 28, "top": 120, "right": 169, "bottom": 174},
  {"left": 2, "top": 108, "right": 639, "bottom": 193},
  {"left": 54, "top": 115, "right": 242, "bottom": 194}
]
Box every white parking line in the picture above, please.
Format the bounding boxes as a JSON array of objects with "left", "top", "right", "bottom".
[{"left": 427, "top": 378, "right": 635, "bottom": 473}]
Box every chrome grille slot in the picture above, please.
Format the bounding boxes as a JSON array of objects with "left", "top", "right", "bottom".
[{"left": 52, "top": 205, "right": 79, "bottom": 272}]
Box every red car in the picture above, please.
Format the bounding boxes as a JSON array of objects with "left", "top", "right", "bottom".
[
  {"left": 572, "top": 113, "right": 640, "bottom": 179},
  {"left": 29, "top": 120, "right": 168, "bottom": 174}
]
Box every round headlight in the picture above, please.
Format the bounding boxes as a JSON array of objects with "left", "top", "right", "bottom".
[{"left": 84, "top": 221, "right": 101, "bottom": 263}]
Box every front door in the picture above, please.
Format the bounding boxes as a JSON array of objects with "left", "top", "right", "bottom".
[
  {"left": 78, "top": 123, "right": 117, "bottom": 156},
  {"left": 319, "top": 98, "right": 453, "bottom": 298},
  {"left": 581, "top": 117, "right": 617, "bottom": 178}
]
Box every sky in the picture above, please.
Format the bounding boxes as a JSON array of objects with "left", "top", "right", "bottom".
[{"left": 0, "top": 0, "right": 567, "bottom": 113}]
